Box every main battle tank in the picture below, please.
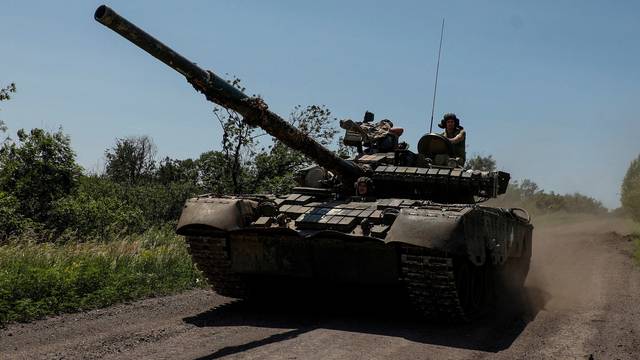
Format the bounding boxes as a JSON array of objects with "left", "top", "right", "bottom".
[{"left": 95, "top": 5, "right": 533, "bottom": 321}]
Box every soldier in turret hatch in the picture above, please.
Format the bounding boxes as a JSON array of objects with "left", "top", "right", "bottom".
[
  {"left": 438, "top": 112, "right": 466, "bottom": 165},
  {"left": 354, "top": 176, "right": 375, "bottom": 201}
]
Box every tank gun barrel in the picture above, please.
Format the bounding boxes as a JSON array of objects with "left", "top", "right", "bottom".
[{"left": 94, "top": 5, "right": 363, "bottom": 180}]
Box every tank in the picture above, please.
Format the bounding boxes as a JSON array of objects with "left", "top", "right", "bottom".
[{"left": 95, "top": 5, "right": 533, "bottom": 321}]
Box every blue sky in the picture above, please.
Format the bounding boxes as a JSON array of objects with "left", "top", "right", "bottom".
[{"left": 2, "top": 0, "right": 639, "bottom": 208}]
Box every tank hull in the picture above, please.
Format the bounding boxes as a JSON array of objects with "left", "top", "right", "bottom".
[{"left": 179, "top": 195, "right": 532, "bottom": 321}]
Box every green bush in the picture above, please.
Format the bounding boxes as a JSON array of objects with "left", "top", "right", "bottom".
[
  {"left": 50, "top": 192, "right": 146, "bottom": 240},
  {"left": 0, "top": 227, "right": 205, "bottom": 325},
  {"left": 47, "top": 176, "right": 145, "bottom": 239},
  {"left": 46, "top": 176, "right": 199, "bottom": 240},
  {"left": 120, "top": 182, "right": 199, "bottom": 226},
  {"left": 0, "top": 191, "right": 30, "bottom": 239},
  {"left": 0, "top": 128, "right": 82, "bottom": 223}
]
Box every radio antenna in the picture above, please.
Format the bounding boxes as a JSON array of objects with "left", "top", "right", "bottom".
[{"left": 429, "top": 18, "right": 445, "bottom": 133}]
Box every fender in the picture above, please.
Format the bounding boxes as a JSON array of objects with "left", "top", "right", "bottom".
[
  {"left": 386, "top": 208, "right": 468, "bottom": 255},
  {"left": 176, "top": 197, "right": 257, "bottom": 235},
  {"left": 385, "top": 207, "right": 530, "bottom": 266}
]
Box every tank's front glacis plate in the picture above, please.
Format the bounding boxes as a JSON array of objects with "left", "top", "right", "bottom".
[{"left": 228, "top": 230, "right": 398, "bottom": 284}]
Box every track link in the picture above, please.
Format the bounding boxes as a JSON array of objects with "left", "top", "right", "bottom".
[
  {"left": 400, "top": 246, "right": 470, "bottom": 322},
  {"left": 185, "top": 235, "right": 247, "bottom": 298}
]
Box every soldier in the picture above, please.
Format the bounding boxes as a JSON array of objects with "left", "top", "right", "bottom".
[
  {"left": 368, "top": 119, "right": 401, "bottom": 152},
  {"left": 355, "top": 176, "right": 375, "bottom": 201},
  {"left": 340, "top": 117, "right": 404, "bottom": 153},
  {"left": 438, "top": 112, "right": 466, "bottom": 165}
]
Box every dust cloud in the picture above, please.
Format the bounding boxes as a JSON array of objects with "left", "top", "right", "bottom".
[{"left": 524, "top": 214, "right": 633, "bottom": 311}]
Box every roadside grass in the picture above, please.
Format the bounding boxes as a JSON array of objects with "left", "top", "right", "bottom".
[{"left": 0, "top": 227, "right": 206, "bottom": 325}]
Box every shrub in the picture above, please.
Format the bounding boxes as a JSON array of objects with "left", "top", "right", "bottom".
[
  {"left": 0, "top": 191, "right": 28, "bottom": 239},
  {"left": 0, "top": 128, "right": 82, "bottom": 223},
  {"left": 0, "top": 227, "right": 205, "bottom": 325},
  {"left": 50, "top": 192, "right": 146, "bottom": 240},
  {"left": 47, "top": 176, "right": 198, "bottom": 240}
]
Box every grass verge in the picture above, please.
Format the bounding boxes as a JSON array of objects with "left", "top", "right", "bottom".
[{"left": 0, "top": 227, "right": 205, "bottom": 325}]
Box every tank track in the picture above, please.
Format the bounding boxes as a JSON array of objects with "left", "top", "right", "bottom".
[
  {"left": 400, "top": 245, "right": 473, "bottom": 322},
  {"left": 185, "top": 235, "right": 247, "bottom": 298},
  {"left": 186, "top": 235, "right": 493, "bottom": 321}
]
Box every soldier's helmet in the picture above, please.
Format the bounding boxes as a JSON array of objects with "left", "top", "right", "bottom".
[
  {"left": 380, "top": 119, "right": 394, "bottom": 128},
  {"left": 355, "top": 176, "right": 374, "bottom": 195},
  {"left": 438, "top": 113, "right": 462, "bottom": 130}
]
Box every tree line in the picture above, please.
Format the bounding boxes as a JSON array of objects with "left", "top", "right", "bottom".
[{"left": 464, "top": 153, "right": 608, "bottom": 215}]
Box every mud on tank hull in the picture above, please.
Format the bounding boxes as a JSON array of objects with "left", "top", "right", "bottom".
[{"left": 177, "top": 196, "right": 533, "bottom": 322}]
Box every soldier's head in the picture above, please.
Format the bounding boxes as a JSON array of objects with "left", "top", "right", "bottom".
[
  {"left": 438, "top": 113, "right": 461, "bottom": 132},
  {"left": 355, "top": 177, "right": 373, "bottom": 196},
  {"left": 379, "top": 119, "right": 394, "bottom": 130}
]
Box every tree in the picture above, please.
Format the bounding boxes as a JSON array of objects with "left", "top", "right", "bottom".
[
  {"left": 49, "top": 176, "right": 146, "bottom": 239},
  {"left": 287, "top": 104, "right": 338, "bottom": 147},
  {"left": 0, "top": 83, "right": 16, "bottom": 135},
  {"left": 0, "top": 191, "right": 31, "bottom": 239},
  {"left": 156, "top": 157, "right": 198, "bottom": 185},
  {"left": 0, "top": 83, "right": 16, "bottom": 102},
  {"left": 196, "top": 150, "right": 235, "bottom": 194},
  {"left": 210, "top": 78, "right": 260, "bottom": 194},
  {"left": 519, "top": 179, "right": 539, "bottom": 200},
  {"left": 105, "top": 135, "right": 157, "bottom": 185},
  {"left": 251, "top": 105, "right": 339, "bottom": 194},
  {"left": 0, "top": 128, "right": 81, "bottom": 223},
  {"left": 621, "top": 154, "right": 640, "bottom": 221},
  {"left": 206, "top": 74, "right": 343, "bottom": 195},
  {"left": 205, "top": 77, "right": 343, "bottom": 194},
  {"left": 464, "top": 154, "right": 496, "bottom": 171}
]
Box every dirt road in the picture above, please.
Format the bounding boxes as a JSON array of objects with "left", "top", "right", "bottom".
[{"left": 2, "top": 216, "right": 639, "bottom": 359}]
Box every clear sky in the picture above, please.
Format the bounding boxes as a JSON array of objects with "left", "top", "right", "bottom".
[{"left": 2, "top": 0, "right": 639, "bottom": 208}]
